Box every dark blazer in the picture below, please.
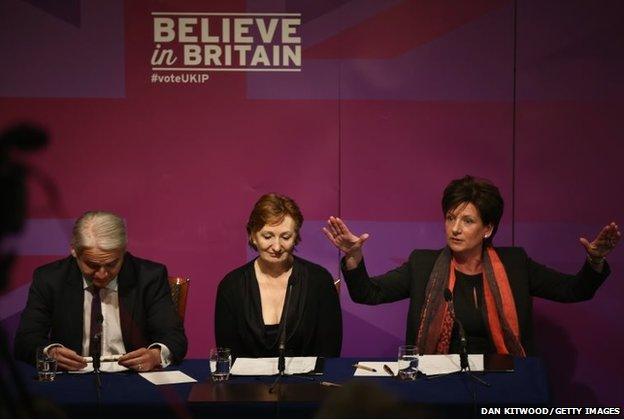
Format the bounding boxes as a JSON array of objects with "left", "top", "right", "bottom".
[
  {"left": 343, "top": 247, "right": 610, "bottom": 355},
  {"left": 215, "top": 256, "right": 342, "bottom": 358},
  {"left": 14, "top": 252, "right": 188, "bottom": 364}
]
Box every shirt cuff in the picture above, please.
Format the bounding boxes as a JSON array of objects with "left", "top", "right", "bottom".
[
  {"left": 148, "top": 343, "right": 172, "bottom": 368},
  {"left": 341, "top": 256, "right": 367, "bottom": 276},
  {"left": 44, "top": 343, "right": 64, "bottom": 356}
]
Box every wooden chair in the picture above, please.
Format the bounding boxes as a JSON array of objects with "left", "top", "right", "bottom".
[{"left": 168, "top": 276, "right": 190, "bottom": 323}]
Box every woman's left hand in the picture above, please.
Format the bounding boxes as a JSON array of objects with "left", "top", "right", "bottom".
[{"left": 579, "top": 222, "right": 621, "bottom": 260}]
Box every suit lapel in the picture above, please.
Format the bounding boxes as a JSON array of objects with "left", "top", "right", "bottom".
[
  {"left": 65, "top": 258, "right": 85, "bottom": 354},
  {"left": 117, "top": 252, "right": 138, "bottom": 350}
]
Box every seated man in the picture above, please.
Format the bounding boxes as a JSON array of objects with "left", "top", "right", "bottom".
[{"left": 14, "top": 211, "right": 187, "bottom": 371}]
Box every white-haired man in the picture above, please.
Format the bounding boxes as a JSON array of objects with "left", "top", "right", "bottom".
[{"left": 14, "top": 211, "right": 187, "bottom": 371}]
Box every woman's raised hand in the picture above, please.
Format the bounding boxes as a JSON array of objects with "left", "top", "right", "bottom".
[
  {"left": 322, "top": 216, "right": 369, "bottom": 269},
  {"left": 580, "top": 222, "right": 621, "bottom": 263}
]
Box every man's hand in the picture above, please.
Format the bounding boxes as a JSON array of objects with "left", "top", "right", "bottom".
[
  {"left": 48, "top": 346, "right": 88, "bottom": 371},
  {"left": 118, "top": 347, "right": 161, "bottom": 372}
]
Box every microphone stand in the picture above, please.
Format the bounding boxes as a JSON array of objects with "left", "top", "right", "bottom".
[
  {"left": 92, "top": 315, "right": 103, "bottom": 405},
  {"left": 456, "top": 319, "right": 469, "bottom": 372},
  {"left": 443, "top": 289, "right": 490, "bottom": 387},
  {"left": 277, "top": 339, "right": 286, "bottom": 376},
  {"left": 269, "top": 284, "right": 293, "bottom": 394}
]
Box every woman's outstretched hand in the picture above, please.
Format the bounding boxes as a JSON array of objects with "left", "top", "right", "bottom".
[
  {"left": 580, "top": 222, "right": 621, "bottom": 266},
  {"left": 322, "top": 216, "right": 369, "bottom": 269}
]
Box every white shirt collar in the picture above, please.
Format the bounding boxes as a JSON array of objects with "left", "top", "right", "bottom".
[{"left": 82, "top": 276, "right": 119, "bottom": 292}]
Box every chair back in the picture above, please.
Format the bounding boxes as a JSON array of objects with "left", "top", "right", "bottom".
[{"left": 168, "top": 276, "right": 190, "bottom": 323}]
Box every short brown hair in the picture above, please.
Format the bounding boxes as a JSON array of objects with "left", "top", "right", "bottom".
[
  {"left": 246, "top": 193, "right": 304, "bottom": 250},
  {"left": 442, "top": 175, "right": 504, "bottom": 245}
]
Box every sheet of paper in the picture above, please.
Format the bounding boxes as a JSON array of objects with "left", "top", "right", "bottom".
[
  {"left": 139, "top": 370, "right": 197, "bottom": 385},
  {"left": 231, "top": 357, "right": 317, "bottom": 376},
  {"left": 419, "top": 354, "right": 484, "bottom": 374},
  {"left": 353, "top": 362, "right": 397, "bottom": 377},
  {"left": 353, "top": 355, "right": 485, "bottom": 377},
  {"left": 69, "top": 361, "right": 130, "bottom": 374}
]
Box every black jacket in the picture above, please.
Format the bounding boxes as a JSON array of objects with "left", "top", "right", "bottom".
[
  {"left": 342, "top": 247, "right": 609, "bottom": 355},
  {"left": 14, "top": 252, "right": 188, "bottom": 364},
  {"left": 215, "top": 256, "right": 342, "bottom": 358}
]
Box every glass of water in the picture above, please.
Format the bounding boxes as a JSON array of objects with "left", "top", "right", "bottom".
[
  {"left": 397, "top": 345, "right": 419, "bottom": 380},
  {"left": 36, "top": 347, "right": 57, "bottom": 381},
  {"left": 209, "top": 347, "right": 231, "bottom": 382}
]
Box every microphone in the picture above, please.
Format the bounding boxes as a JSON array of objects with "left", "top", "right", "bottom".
[
  {"left": 444, "top": 288, "right": 469, "bottom": 371},
  {"left": 92, "top": 314, "right": 103, "bottom": 373},
  {"left": 270, "top": 283, "right": 293, "bottom": 394},
  {"left": 91, "top": 313, "right": 103, "bottom": 405},
  {"left": 278, "top": 284, "right": 293, "bottom": 375}
]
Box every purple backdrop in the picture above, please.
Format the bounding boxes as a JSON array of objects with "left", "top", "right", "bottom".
[{"left": 0, "top": 0, "right": 622, "bottom": 405}]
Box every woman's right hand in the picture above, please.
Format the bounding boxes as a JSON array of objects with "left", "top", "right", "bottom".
[{"left": 322, "top": 216, "right": 369, "bottom": 269}]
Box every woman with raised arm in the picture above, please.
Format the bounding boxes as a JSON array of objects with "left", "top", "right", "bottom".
[
  {"left": 323, "top": 175, "right": 620, "bottom": 355},
  {"left": 216, "top": 193, "right": 342, "bottom": 358}
]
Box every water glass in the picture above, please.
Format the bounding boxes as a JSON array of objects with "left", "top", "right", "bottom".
[
  {"left": 209, "top": 347, "right": 231, "bottom": 382},
  {"left": 36, "top": 347, "right": 57, "bottom": 382},
  {"left": 397, "top": 345, "right": 419, "bottom": 380}
]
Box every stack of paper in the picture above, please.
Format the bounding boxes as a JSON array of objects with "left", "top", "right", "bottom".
[{"left": 231, "top": 357, "right": 317, "bottom": 375}]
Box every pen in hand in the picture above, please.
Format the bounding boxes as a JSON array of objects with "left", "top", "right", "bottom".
[
  {"left": 352, "top": 363, "right": 377, "bottom": 372},
  {"left": 84, "top": 355, "right": 122, "bottom": 363}
]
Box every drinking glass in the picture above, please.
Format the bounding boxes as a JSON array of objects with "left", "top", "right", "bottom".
[
  {"left": 397, "top": 345, "right": 419, "bottom": 380},
  {"left": 36, "top": 347, "right": 57, "bottom": 382},
  {"left": 209, "top": 347, "right": 231, "bottom": 382}
]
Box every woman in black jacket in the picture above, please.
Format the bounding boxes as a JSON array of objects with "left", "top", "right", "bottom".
[
  {"left": 216, "top": 193, "right": 342, "bottom": 358},
  {"left": 323, "top": 175, "right": 619, "bottom": 356}
]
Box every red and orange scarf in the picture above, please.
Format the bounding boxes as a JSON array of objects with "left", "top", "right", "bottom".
[{"left": 416, "top": 246, "right": 526, "bottom": 356}]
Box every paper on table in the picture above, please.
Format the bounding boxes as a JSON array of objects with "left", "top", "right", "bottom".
[
  {"left": 139, "top": 370, "right": 197, "bottom": 385},
  {"left": 420, "top": 354, "right": 484, "bottom": 374},
  {"left": 353, "top": 362, "right": 398, "bottom": 377},
  {"left": 231, "top": 357, "right": 317, "bottom": 376},
  {"left": 353, "top": 355, "right": 485, "bottom": 377},
  {"left": 69, "top": 361, "right": 130, "bottom": 374}
]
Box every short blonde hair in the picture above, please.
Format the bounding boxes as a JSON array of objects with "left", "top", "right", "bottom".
[{"left": 71, "top": 211, "right": 127, "bottom": 253}]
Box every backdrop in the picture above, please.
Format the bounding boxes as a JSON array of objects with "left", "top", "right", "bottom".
[{"left": 1, "top": 0, "right": 622, "bottom": 405}]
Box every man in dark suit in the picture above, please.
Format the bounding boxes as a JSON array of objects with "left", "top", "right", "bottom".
[{"left": 14, "top": 211, "right": 187, "bottom": 371}]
